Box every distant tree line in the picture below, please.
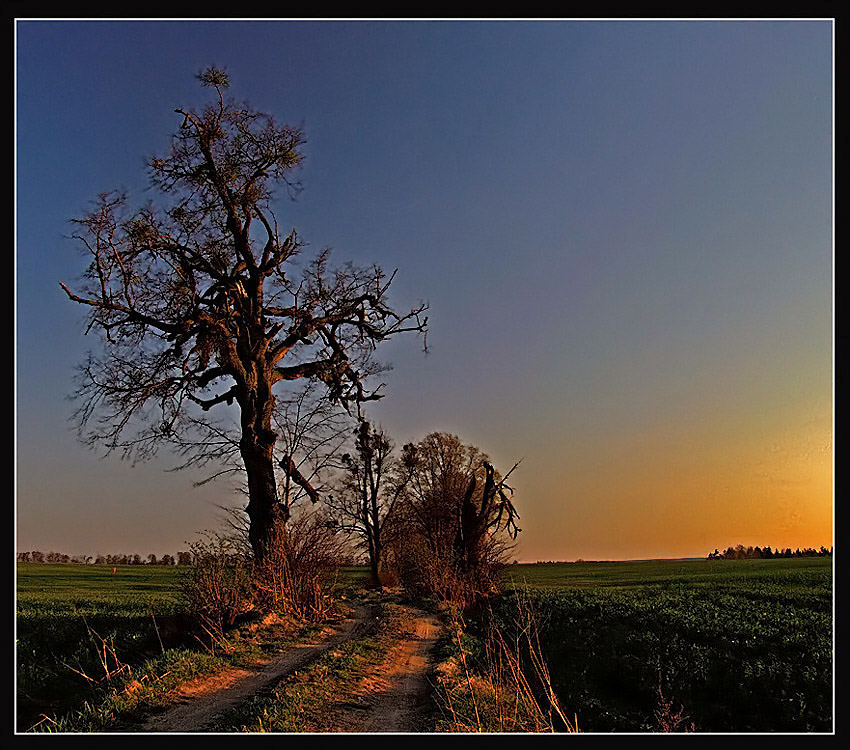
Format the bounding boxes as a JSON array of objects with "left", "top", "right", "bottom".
[
  {"left": 707, "top": 544, "right": 832, "bottom": 560},
  {"left": 16, "top": 551, "right": 195, "bottom": 565}
]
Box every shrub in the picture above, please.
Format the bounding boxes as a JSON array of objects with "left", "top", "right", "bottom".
[
  {"left": 251, "top": 508, "right": 342, "bottom": 621},
  {"left": 181, "top": 532, "right": 254, "bottom": 642}
]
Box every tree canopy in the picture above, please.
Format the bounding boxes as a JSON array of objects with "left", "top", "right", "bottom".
[{"left": 61, "top": 67, "right": 428, "bottom": 559}]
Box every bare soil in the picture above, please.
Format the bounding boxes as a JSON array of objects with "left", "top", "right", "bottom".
[
  {"left": 139, "top": 603, "right": 376, "bottom": 733},
  {"left": 136, "top": 600, "right": 444, "bottom": 733}
]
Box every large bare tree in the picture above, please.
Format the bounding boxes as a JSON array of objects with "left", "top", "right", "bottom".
[{"left": 61, "top": 67, "right": 427, "bottom": 560}]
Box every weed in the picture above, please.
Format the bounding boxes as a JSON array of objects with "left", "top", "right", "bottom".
[{"left": 434, "top": 590, "right": 578, "bottom": 733}]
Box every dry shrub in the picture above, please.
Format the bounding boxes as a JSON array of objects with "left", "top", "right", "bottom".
[
  {"left": 251, "top": 507, "right": 341, "bottom": 622},
  {"left": 182, "top": 532, "right": 255, "bottom": 645},
  {"left": 387, "top": 536, "right": 502, "bottom": 611},
  {"left": 655, "top": 683, "right": 696, "bottom": 732},
  {"left": 376, "top": 567, "right": 400, "bottom": 588},
  {"left": 183, "top": 507, "right": 342, "bottom": 643},
  {"left": 426, "top": 562, "right": 496, "bottom": 611}
]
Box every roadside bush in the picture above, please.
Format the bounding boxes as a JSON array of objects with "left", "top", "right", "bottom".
[
  {"left": 251, "top": 508, "right": 341, "bottom": 621},
  {"left": 182, "top": 533, "right": 254, "bottom": 640}
]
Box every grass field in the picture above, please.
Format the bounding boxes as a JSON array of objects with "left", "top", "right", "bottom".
[
  {"left": 491, "top": 557, "right": 834, "bottom": 732},
  {"left": 17, "top": 563, "right": 186, "bottom": 605},
  {"left": 16, "top": 564, "right": 191, "bottom": 729},
  {"left": 504, "top": 556, "right": 831, "bottom": 590},
  {"left": 16, "top": 558, "right": 833, "bottom": 733}
]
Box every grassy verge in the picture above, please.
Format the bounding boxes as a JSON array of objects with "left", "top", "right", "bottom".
[{"left": 26, "top": 612, "right": 326, "bottom": 732}]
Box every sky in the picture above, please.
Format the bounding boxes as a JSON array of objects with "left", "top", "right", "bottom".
[{"left": 14, "top": 19, "right": 833, "bottom": 562}]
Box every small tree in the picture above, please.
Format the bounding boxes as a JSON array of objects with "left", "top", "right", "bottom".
[
  {"left": 61, "top": 66, "right": 427, "bottom": 562},
  {"left": 177, "top": 550, "right": 193, "bottom": 566},
  {"left": 326, "top": 420, "right": 417, "bottom": 586},
  {"left": 387, "top": 432, "right": 520, "bottom": 606}
]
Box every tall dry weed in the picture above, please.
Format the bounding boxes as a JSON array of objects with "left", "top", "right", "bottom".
[
  {"left": 182, "top": 532, "right": 254, "bottom": 648},
  {"left": 249, "top": 508, "right": 342, "bottom": 622},
  {"left": 436, "top": 588, "right": 578, "bottom": 733}
]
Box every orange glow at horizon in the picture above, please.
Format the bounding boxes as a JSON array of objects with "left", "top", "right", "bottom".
[{"left": 513, "top": 403, "right": 833, "bottom": 562}]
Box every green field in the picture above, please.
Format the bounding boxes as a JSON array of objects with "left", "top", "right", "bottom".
[
  {"left": 16, "top": 564, "right": 191, "bottom": 729},
  {"left": 16, "top": 558, "right": 833, "bottom": 733},
  {"left": 504, "top": 556, "right": 831, "bottom": 590},
  {"left": 17, "top": 563, "right": 186, "bottom": 606},
  {"left": 493, "top": 557, "right": 834, "bottom": 732},
  {"left": 16, "top": 563, "right": 369, "bottom": 605}
]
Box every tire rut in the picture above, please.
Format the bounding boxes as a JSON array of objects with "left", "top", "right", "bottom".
[
  {"left": 346, "top": 609, "right": 443, "bottom": 733},
  {"left": 138, "top": 603, "right": 375, "bottom": 733}
]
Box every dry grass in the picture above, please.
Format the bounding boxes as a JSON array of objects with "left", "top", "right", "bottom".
[
  {"left": 435, "top": 590, "right": 578, "bottom": 733},
  {"left": 655, "top": 682, "right": 696, "bottom": 733}
]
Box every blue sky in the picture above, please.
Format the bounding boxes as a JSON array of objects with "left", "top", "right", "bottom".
[{"left": 15, "top": 19, "right": 833, "bottom": 560}]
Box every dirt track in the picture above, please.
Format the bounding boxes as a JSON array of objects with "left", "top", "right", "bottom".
[
  {"left": 140, "top": 603, "right": 375, "bottom": 732},
  {"left": 137, "top": 601, "right": 443, "bottom": 733},
  {"left": 353, "top": 610, "right": 442, "bottom": 733}
]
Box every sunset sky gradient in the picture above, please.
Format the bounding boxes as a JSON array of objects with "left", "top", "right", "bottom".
[{"left": 15, "top": 19, "right": 833, "bottom": 561}]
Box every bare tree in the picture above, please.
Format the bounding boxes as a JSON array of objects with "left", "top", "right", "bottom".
[
  {"left": 210, "top": 378, "right": 352, "bottom": 544},
  {"left": 326, "top": 420, "right": 416, "bottom": 586},
  {"left": 455, "top": 458, "right": 521, "bottom": 578},
  {"left": 60, "top": 66, "right": 428, "bottom": 561},
  {"left": 387, "top": 432, "right": 520, "bottom": 605}
]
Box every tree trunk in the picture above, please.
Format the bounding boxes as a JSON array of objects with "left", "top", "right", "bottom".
[
  {"left": 238, "top": 372, "right": 282, "bottom": 562},
  {"left": 368, "top": 547, "right": 381, "bottom": 587},
  {"left": 242, "top": 436, "right": 284, "bottom": 560},
  {"left": 364, "top": 511, "right": 381, "bottom": 586},
  {"left": 368, "top": 493, "right": 382, "bottom": 586}
]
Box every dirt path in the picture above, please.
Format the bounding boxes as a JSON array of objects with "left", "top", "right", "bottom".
[
  {"left": 345, "top": 608, "right": 443, "bottom": 733},
  {"left": 140, "top": 604, "right": 374, "bottom": 733},
  {"left": 135, "top": 600, "right": 444, "bottom": 734}
]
